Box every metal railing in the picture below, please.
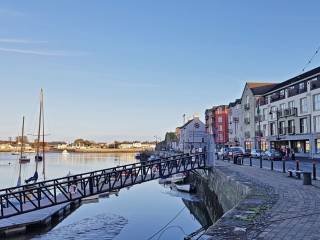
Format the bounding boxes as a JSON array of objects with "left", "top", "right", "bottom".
[{"left": 0, "top": 153, "right": 206, "bottom": 219}]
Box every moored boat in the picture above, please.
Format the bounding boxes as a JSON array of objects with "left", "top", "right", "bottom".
[
  {"left": 174, "top": 182, "right": 196, "bottom": 193},
  {"left": 158, "top": 173, "right": 186, "bottom": 184},
  {"left": 18, "top": 116, "right": 30, "bottom": 164},
  {"left": 62, "top": 149, "right": 69, "bottom": 154}
]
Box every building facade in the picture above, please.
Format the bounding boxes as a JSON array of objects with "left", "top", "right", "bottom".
[
  {"left": 228, "top": 99, "right": 242, "bottom": 146},
  {"left": 205, "top": 105, "right": 229, "bottom": 149},
  {"left": 256, "top": 67, "right": 320, "bottom": 158},
  {"left": 240, "top": 82, "right": 276, "bottom": 151},
  {"left": 178, "top": 116, "right": 207, "bottom": 153}
]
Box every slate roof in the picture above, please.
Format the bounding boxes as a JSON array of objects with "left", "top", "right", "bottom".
[{"left": 263, "top": 66, "right": 320, "bottom": 94}]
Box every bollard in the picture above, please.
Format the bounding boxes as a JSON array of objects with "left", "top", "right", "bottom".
[
  {"left": 282, "top": 159, "right": 286, "bottom": 173},
  {"left": 296, "top": 160, "right": 300, "bottom": 171},
  {"left": 271, "top": 159, "right": 274, "bottom": 171},
  {"left": 313, "top": 161, "right": 316, "bottom": 180},
  {"left": 250, "top": 157, "right": 252, "bottom": 166},
  {"left": 260, "top": 156, "right": 262, "bottom": 168}
]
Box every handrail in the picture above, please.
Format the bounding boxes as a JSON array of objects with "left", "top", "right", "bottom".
[{"left": 0, "top": 153, "right": 189, "bottom": 195}]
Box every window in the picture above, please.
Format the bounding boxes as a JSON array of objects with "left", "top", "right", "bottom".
[
  {"left": 270, "top": 106, "right": 277, "bottom": 120},
  {"left": 299, "top": 82, "right": 305, "bottom": 91},
  {"left": 306, "top": 140, "right": 310, "bottom": 153},
  {"left": 280, "top": 90, "right": 285, "bottom": 98},
  {"left": 300, "top": 97, "right": 308, "bottom": 114},
  {"left": 218, "top": 125, "right": 223, "bottom": 131},
  {"left": 314, "top": 94, "right": 320, "bottom": 111},
  {"left": 218, "top": 116, "right": 222, "bottom": 123},
  {"left": 246, "top": 95, "right": 249, "bottom": 104},
  {"left": 280, "top": 103, "right": 286, "bottom": 111},
  {"left": 288, "top": 120, "right": 295, "bottom": 134},
  {"left": 279, "top": 121, "right": 285, "bottom": 135},
  {"left": 270, "top": 122, "right": 276, "bottom": 136},
  {"left": 263, "top": 108, "right": 267, "bottom": 121},
  {"left": 288, "top": 100, "right": 295, "bottom": 109},
  {"left": 300, "top": 118, "right": 308, "bottom": 134},
  {"left": 314, "top": 116, "right": 320, "bottom": 132},
  {"left": 263, "top": 124, "right": 267, "bottom": 136},
  {"left": 316, "top": 139, "right": 320, "bottom": 153}
]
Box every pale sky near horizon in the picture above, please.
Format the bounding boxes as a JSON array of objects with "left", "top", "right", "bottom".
[{"left": 1, "top": 1, "right": 320, "bottom": 142}]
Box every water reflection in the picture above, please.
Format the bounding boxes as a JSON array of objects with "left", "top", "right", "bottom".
[
  {"left": 0, "top": 152, "right": 137, "bottom": 189},
  {"left": 0, "top": 153, "right": 214, "bottom": 240},
  {"left": 32, "top": 214, "right": 128, "bottom": 240}
]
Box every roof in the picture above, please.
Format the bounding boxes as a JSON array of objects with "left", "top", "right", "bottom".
[
  {"left": 251, "top": 84, "right": 277, "bottom": 95},
  {"left": 247, "top": 82, "right": 277, "bottom": 95},
  {"left": 228, "top": 98, "right": 241, "bottom": 107},
  {"left": 178, "top": 119, "right": 193, "bottom": 129},
  {"left": 263, "top": 66, "right": 320, "bottom": 94}
]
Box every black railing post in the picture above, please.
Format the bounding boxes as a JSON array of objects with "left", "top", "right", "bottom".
[
  {"left": 282, "top": 158, "right": 286, "bottom": 173},
  {"left": 249, "top": 157, "right": 252, "bottom": 166},
  {"left": 37, "top": 188, "right": 41, "bottom": 207},
  {"left": 19, "top": 192, "right": 23, "bottom": 212},
  {"left": 271, "top": 159, "right": 274, "bottom": 171},
  {"left": 313, "top": 161, "right": 317, "bottom": 180},
  {"left": 296, "top": 160, "right": 300, "bottom": 171},
  {"left": 89, "top": 176, "right": 94, "bottom": 195},
  {"left": 260, "top": 156, "right": 262, "bottom": 168},
  {"left": 159, "top": 162, "right": 163, "bottom": 178}
]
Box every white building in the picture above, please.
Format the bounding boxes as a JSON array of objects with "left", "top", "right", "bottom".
[
  {"left": 228, "top": 99, "right": 242, "bottom": 146},
  {"left": 177, "top": 116, "right": 207, "bottom": 153},
  {"left": 240, "top": 82, "right": 276, "bottom": 150},
  {"left": 256, "top": 66, "right": 320, "bottom": 158}
]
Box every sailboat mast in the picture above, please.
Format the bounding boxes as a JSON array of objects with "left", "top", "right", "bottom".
[
  {"left": 20, "top": 116, "right": 25, "bottom": 159},
  {"left": 41, "top": 89, "right": 45, "bottom": 180},
  {"left": 35, "top": 89, "right": 42, "bottom": 171}
]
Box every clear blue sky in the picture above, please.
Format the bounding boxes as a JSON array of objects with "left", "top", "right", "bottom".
[{"left": 0, "top": 1, "right": 320, "bottom": 142}]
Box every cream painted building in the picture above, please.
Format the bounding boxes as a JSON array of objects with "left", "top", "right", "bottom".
[{"left": 256, "top": 66, "right": 320, "bottom": 158}]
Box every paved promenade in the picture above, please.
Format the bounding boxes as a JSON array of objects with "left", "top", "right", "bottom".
[{"left": 207, "top": 159, "right": 320, "bottom": 240}]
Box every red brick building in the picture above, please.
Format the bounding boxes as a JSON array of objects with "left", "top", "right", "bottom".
[{"left": 205, "top": 105, "right": 229, "bottom": 148}]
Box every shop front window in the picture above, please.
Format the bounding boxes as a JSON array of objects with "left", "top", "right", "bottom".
[
  {"left": 316, "top": 139, "right": 320, "bottom": 153},
  {"left": 306, "top": 140, "right": 310, "bottom": 153},
  {"left": 245, "top": 141, "right": 252, "bottom": 151}
]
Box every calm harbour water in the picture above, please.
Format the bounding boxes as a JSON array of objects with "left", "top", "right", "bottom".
[{"left": 0, "top": 152, "right": 207, "bottom": 240}]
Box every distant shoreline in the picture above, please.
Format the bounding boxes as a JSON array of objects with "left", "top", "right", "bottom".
[{"left": 0, "top": 148, "right": 153, "bottom": 154}]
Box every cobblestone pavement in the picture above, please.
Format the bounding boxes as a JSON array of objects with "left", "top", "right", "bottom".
[{"left": 215, "top": 159, "right": 320, "bottom": 240}]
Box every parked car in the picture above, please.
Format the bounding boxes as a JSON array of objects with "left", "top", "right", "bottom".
[
  {"left": 263, "top": 149, "right": 282, "bottom": 160},
  {"left": 217, "top": 147, "right": 229, "bottom": 160},
  {"left": 228, "top": 147, "right": 244, "bottom": 159},
  {"left": 250, "top": 149, "right": 264, "bottom": 158}
]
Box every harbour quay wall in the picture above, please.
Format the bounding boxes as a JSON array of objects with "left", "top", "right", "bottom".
[{"left": 193, "top": 166, "right": 277, "bottom": 240}]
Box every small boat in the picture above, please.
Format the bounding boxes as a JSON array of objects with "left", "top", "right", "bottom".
[
  {"left": 148, "top": 155, "right": 157, "bottom": 161},
  {"left": 19, "top": 117, "right": 31, "bottom": 164},
  {"left": 62, "top": 149, "right": 69, "bottom": 155},
  {"left": 82, "top": 195, "right": 99, "bottom": 204},
  {"left": 25, "top": 149, "right": 36, "bottom": 153},
  {"left": 158, "top": 173, "right": 185, "bottom": 184},
  {"left": 175, "top": 183, "right": 191, "bottom": 192},
  {"left": 35, "top": 155, "right": 43, "bottom": 162},
  {"left": 11, "top": 152, "right": 20, "bottom": 155},
  {"left": 19, "top": 155, "right": 30, "bottom": 164}
]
